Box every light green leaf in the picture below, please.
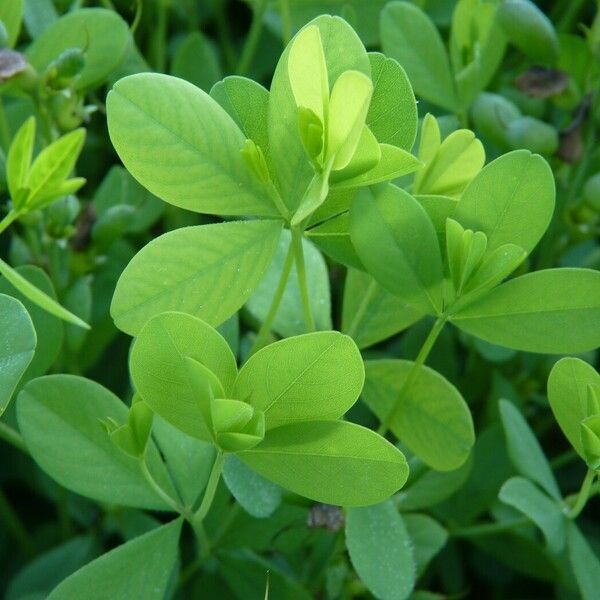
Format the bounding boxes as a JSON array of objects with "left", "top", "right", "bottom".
[
  {"left": 404, "top": 513, "right": 448, "bottom": 576},
  {"left": 6, "top": 116, "right": 35, "bottom": 203},
  {"left": 17, "top": 375, "right": 175, "bottom": 510},
  {"left": 366, "top": 52, "right": 417, "bottom": 150},
  {"left": 499, "top": 399, "right": 561, "bottom": 500},
  {"left": 499, "top": 477, "right": 566, "bottom": 553},
  {"left": 450, "top": 268, "right": 600, "bottom": 354},
  {"left": 171, "top": 31, "right": 221, "bottom": 91},
  {"left": 0, "top": 0, "right": 24, "bottom": 47},
  {"left": 453, "top": 150, "right": 555, "bottom": 255},
  {"left": 342, "top": 268, "right": 423, "bottom": 349},
  {"left": 0, "top": 257, "right": 89, "bottom": 328},
  {"left": 363, "top": 359, "right": 474, "bottom": 471},
  {"left": 350, "top": 184, "right": 444, "bottom": 315},
  {"left": 346, "top": 500, "right": 415, "bottom": 600},
  {"left": 381, "top": 2, "right": 458, "bottom": 112},
  {"left": 329, "top": 125, "right": 380, "bottom": 184},
  {"left": 222, "top": 454, "right": 282, "bottom": 519},
  {"left": 233, "top": 331, "right": 363, "bottom": 429},
  {"left": 107, "top": 73, "right": 278, "bottom": 218},
  {"left": 0, "top": 294, "right": 35, "bottom": 415},
  {"left": 26, "top": 8, "right": 131, "bottom": 90},
  {"left": 246, "top": 230, "right": 331, "bottom": 337},
  {"left": 111, "top": 219, "right": 282, "bottom": 335},
  {"left": 547, "top": 357, "right": 600, "bottom": 459},
  {"left": 130, "top": 312, "right": 237, "bottom": 441},
  {"left": 239, "top": 420, "right": 408, "bottom": 506},
  {"left": 567, "top": 522, "right": 600, "bottom": 600},
  {"left": 47, "top": 520, "right": 182, "bottom": 600}
]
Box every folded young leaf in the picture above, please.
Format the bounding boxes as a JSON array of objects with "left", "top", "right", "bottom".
[
  {"left": 233, "top": 331, "right": 364, "bottom": 428},
  {"left": 499, "top": 477, "right": 565, "bottom": 554},
  {"left": 453, "top": 150, "right": 555, "bottom": 255},
  {"left": 346, "top": 500, "right": 415, "bottom": 600},
  {"left": 450, "top": 268, "right": 600, "bottom": 353},
  {"left": 363, "top": 359, "right": 474, "bottom": 471},
  {"left": 329, "top": 125, "right": 381, "bottom": 184},
  {"left": 47, "top": 519, "right": 182, "bottom": 600},
  {"left": 0, "top": 294, "right": 35, "bottom": 415},
  {"left": 238, "top": 420, "right": 408, "bottom": 506},
  {"left": 130, "top": 312, "right": 237, "bottom": 441},
  {"left": 107, "top": 73, "right": 279, "bottom": 218},
  {"left": 6, "top": 116, "right": 35, "bottom": 204},
  {"left": 350, "top": 184, "right": 444, "bottom": 315},
  {"left": 547, "top": 357, "right": 600, "bottom": 459},
  {"left": 111, "top": 219, "right": 282, "bottom": 335},
  {"left": 17, "top": 375, "right": 175, "bottom": 510}
]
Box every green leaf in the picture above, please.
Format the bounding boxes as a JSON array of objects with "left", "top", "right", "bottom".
[
  {"left": 246, "top": 230, "right": 332, "bottom": 337},
  {"left": 567, "top": 522, "right": 600, "bottom": 600},
  {"left": 381, "top": 2, "right": 458, "bottom": 112},
  {"left": 107, "top": 73, "right": 279, "bottom": 218},
  {"left": 342, "top": 267, "right": 423, "bottom": 349},
  {"left": 499, "top": 399, "right": 561, "bottom": 500},
  {"left": 0, "top": 257, "right": 89, "bottom": 328},
  {"left": 239, "top": 420, "right": 408, "bottom": 506},
  {"left": 0, "top": 294, "right": 35, "bottom": 415},
  {"left": 450, "top": 268, "right": 600, "bottom": 354},
  {"left": 499, "top": 477, "right": 565, "bottom": 553},
  {"left": 547, "top": 357, "right": 600, "bottom": 459},
  {"left": 366, "top": 52, "right": 417, "bottom": 150},
  {"left": 233, "top": 331, "right": 363, "bottom": 429},
  {"left": 111, "top": 219, "right": 282, "bottom": 335},
  {"left": 26, "top": 8, "right": 131, "bottom": 91},
  {"left": 363, "top": 359, "right": 474, "bottom": 471},
  {"left": 222, "top": 454, "right": 282, "bottom": 519},
  {"left": 453, "top": 150, "right": 555, "bottom": 255},
  {"left": 47, "top": 520, "right": 182, "bottom": 600},
  {"left": 6, "top": 116, "right": 35, "bottom": 203},
  {"left": 404, "top": 513, "right": 448, "bottom": 576},
  {"left": 171, "top": 31, "right": 221, "bottom": 91},
  {"left": 0, "top": 0, "right": 24, "bottom": 47},
  {"left": 130, "top": 312, "right": 237, "bottom": 441},
  {"left": 346, "top": 500, "right": 415, "bottom": 600},
  {"left": 350, "top": 184, "right": 444, "bottom": 314},
  {"left": 17, "top": 374, "right": 174, "bottom": 510}
]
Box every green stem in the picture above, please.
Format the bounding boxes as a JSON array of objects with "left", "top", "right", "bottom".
[
  {"left": 249, "top": 241, "right": 295, "bottom": 356},
  {"left": 214, "top": 0, "right": 237, "bottom": 70},
  {"left": 291, "top": 227, "right": 316, "bottom": 332},
  {"left": 377, "top": 317, "right": 446, "bottom": 436},
  {"left": 0, "top": 420, "right": 27, "bottom": 453},
  {"left": 152, "top": 1, "right": 169, "bottom": 73},
  {"left": 550, "top": 448, "right": 578, "bottom": 470},
  {"left": 0, "top": 99, "right": 11, "bottom": 152},
  {"left": 236, "top": 0, "right": 267, "bottom": 75},
  {"left": 345, "top": 278, "right": 377, "bottom": 338},
  {"left": 451, "top": 517, "right": 530, "bottom": 539},
  {"left": 0, "top": 210, "right": 19, "bottom": 237},
  {"left": 279, "top": 0, "right": 292, "bottom": 47},
  {"left": 0, "top": 488, "right": 36, "bottom": 557},
  {"left": 567, "top": 468, "right": 596, "bottom": 519},
  {"left": 140, "top": 459, "right": 190, "bottom": 518}
]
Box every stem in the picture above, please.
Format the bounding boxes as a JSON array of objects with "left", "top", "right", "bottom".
[
  {"left": 214, "top": 0, "right": 237, "bottom": 70},
  {"left": 0, "top": 99, "right": 11, "bottom": 152},
  {"left": 140, "top": 459, "right": 189, "bottom": 517},
  {"left": 279, "top": 0, "right": 292, "bottom": 46},
  {"left": 0, "top": 421, "right": 27, "bottom": 453},
  {"left": 345, "top": 278, "right": 377, "bottom": 338},
  {"left": 567, "top": 469, "right": 596, "bottom": 519},
  {"left": 193, "top": 451, "right": 225, "bottom": 523},
  {"left": 249, "top": 241, "right": 295, "bottom": 356},
  {"left": 0, "top": 488, "right": 36, "bottom": 557},
  {"left": 0, "top": 210, "right": 19, "bottom": 237},
  {"left": 236, "top": 0, "right": 267, "bottom": 75},
  {"left": 550, "top": 448, "right": 578, "bottom": 470},
  {"left": 291, "top": 227, "right": 316, "bottom": 332},
  {"left": 378, "top": 317, "right": 446, "bottom": 436},
  {"left": 451, "top": 517, "right": 530, "bottom": 539},
  {"left": 152, "top": 1, "right": 169, "bottom": 73}
]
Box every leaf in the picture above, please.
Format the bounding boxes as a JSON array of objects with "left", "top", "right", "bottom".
[
  {"left": 26, "top": 8, "right": 131, "bottom": 90},
  {"left": 0, "top": 294, "right": 35, "bottom": 415},
  {"left": 350, "top": 184, "right": 444, "bottom": 315},
  {"left": 566, "top": 522, "right": 600, "bottom": 600},
  {"left": 171, "top": 31, "right": 221, "bottom": 91},
  {"left": 239, "top": 420, "right": 408, "bottom": 506},
  {"left": 0, "top": 257, "right": 89, "bottom": 328},
  {"left": 130, "top": 312, "right": 237, "bottom": 441},
  {"left": 342, "top": 268, "right": 423, "bottom": 349},
  {"left": 17, "top": 374, "right": 174, "bottom": 510},
  {"left": 499, "top": 399, "right": 561, "bottom": 500},
  {"left": 111, "top": 219, "right": 282, "bottom": 335},
  {"left": 366, "top": 52, "right": 417, "bottom": 150},
  {"left": 47, "top": 520, "right": 182, "bottom": 600},
  {"left": 453, "top": 150, "right": 555, "bottom": 255},
  {"left": 450, "top": 268, "right": 600, "bottom": 354},
  {"left": 381, "top": 2, "right": 458, "bottom": 112},
  {"left": 0, "top": 0, "right": 24, "bottom": 47},
  {"left": 499, "top": 477, "right": 566, "bottom": 553},
  {"left": 6, "top": 116, "right": 35, "bottom": 202},
  {"left": 246, "top": 230, "right": 332, "bottom": 337},
  {"left": 403, "top": 513, "right": 448, "bottom": 576},
  {"left": 346, "top": 500, "right": 415, "bottom": 600},
  {"left": 222, "top": 454, "right": 282, "bottom": 519},
  {"left": 233, "top": 331, "right": 363, "bottom": 429},
  {"left": 363, "top": 359, "right": 474, "bottom": 471},
  {"left": 107, "top": 73, "right": 278, "bottom": 218},
  {"left": 547, "top": 357, "right": 600, "bottom": 459}
]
